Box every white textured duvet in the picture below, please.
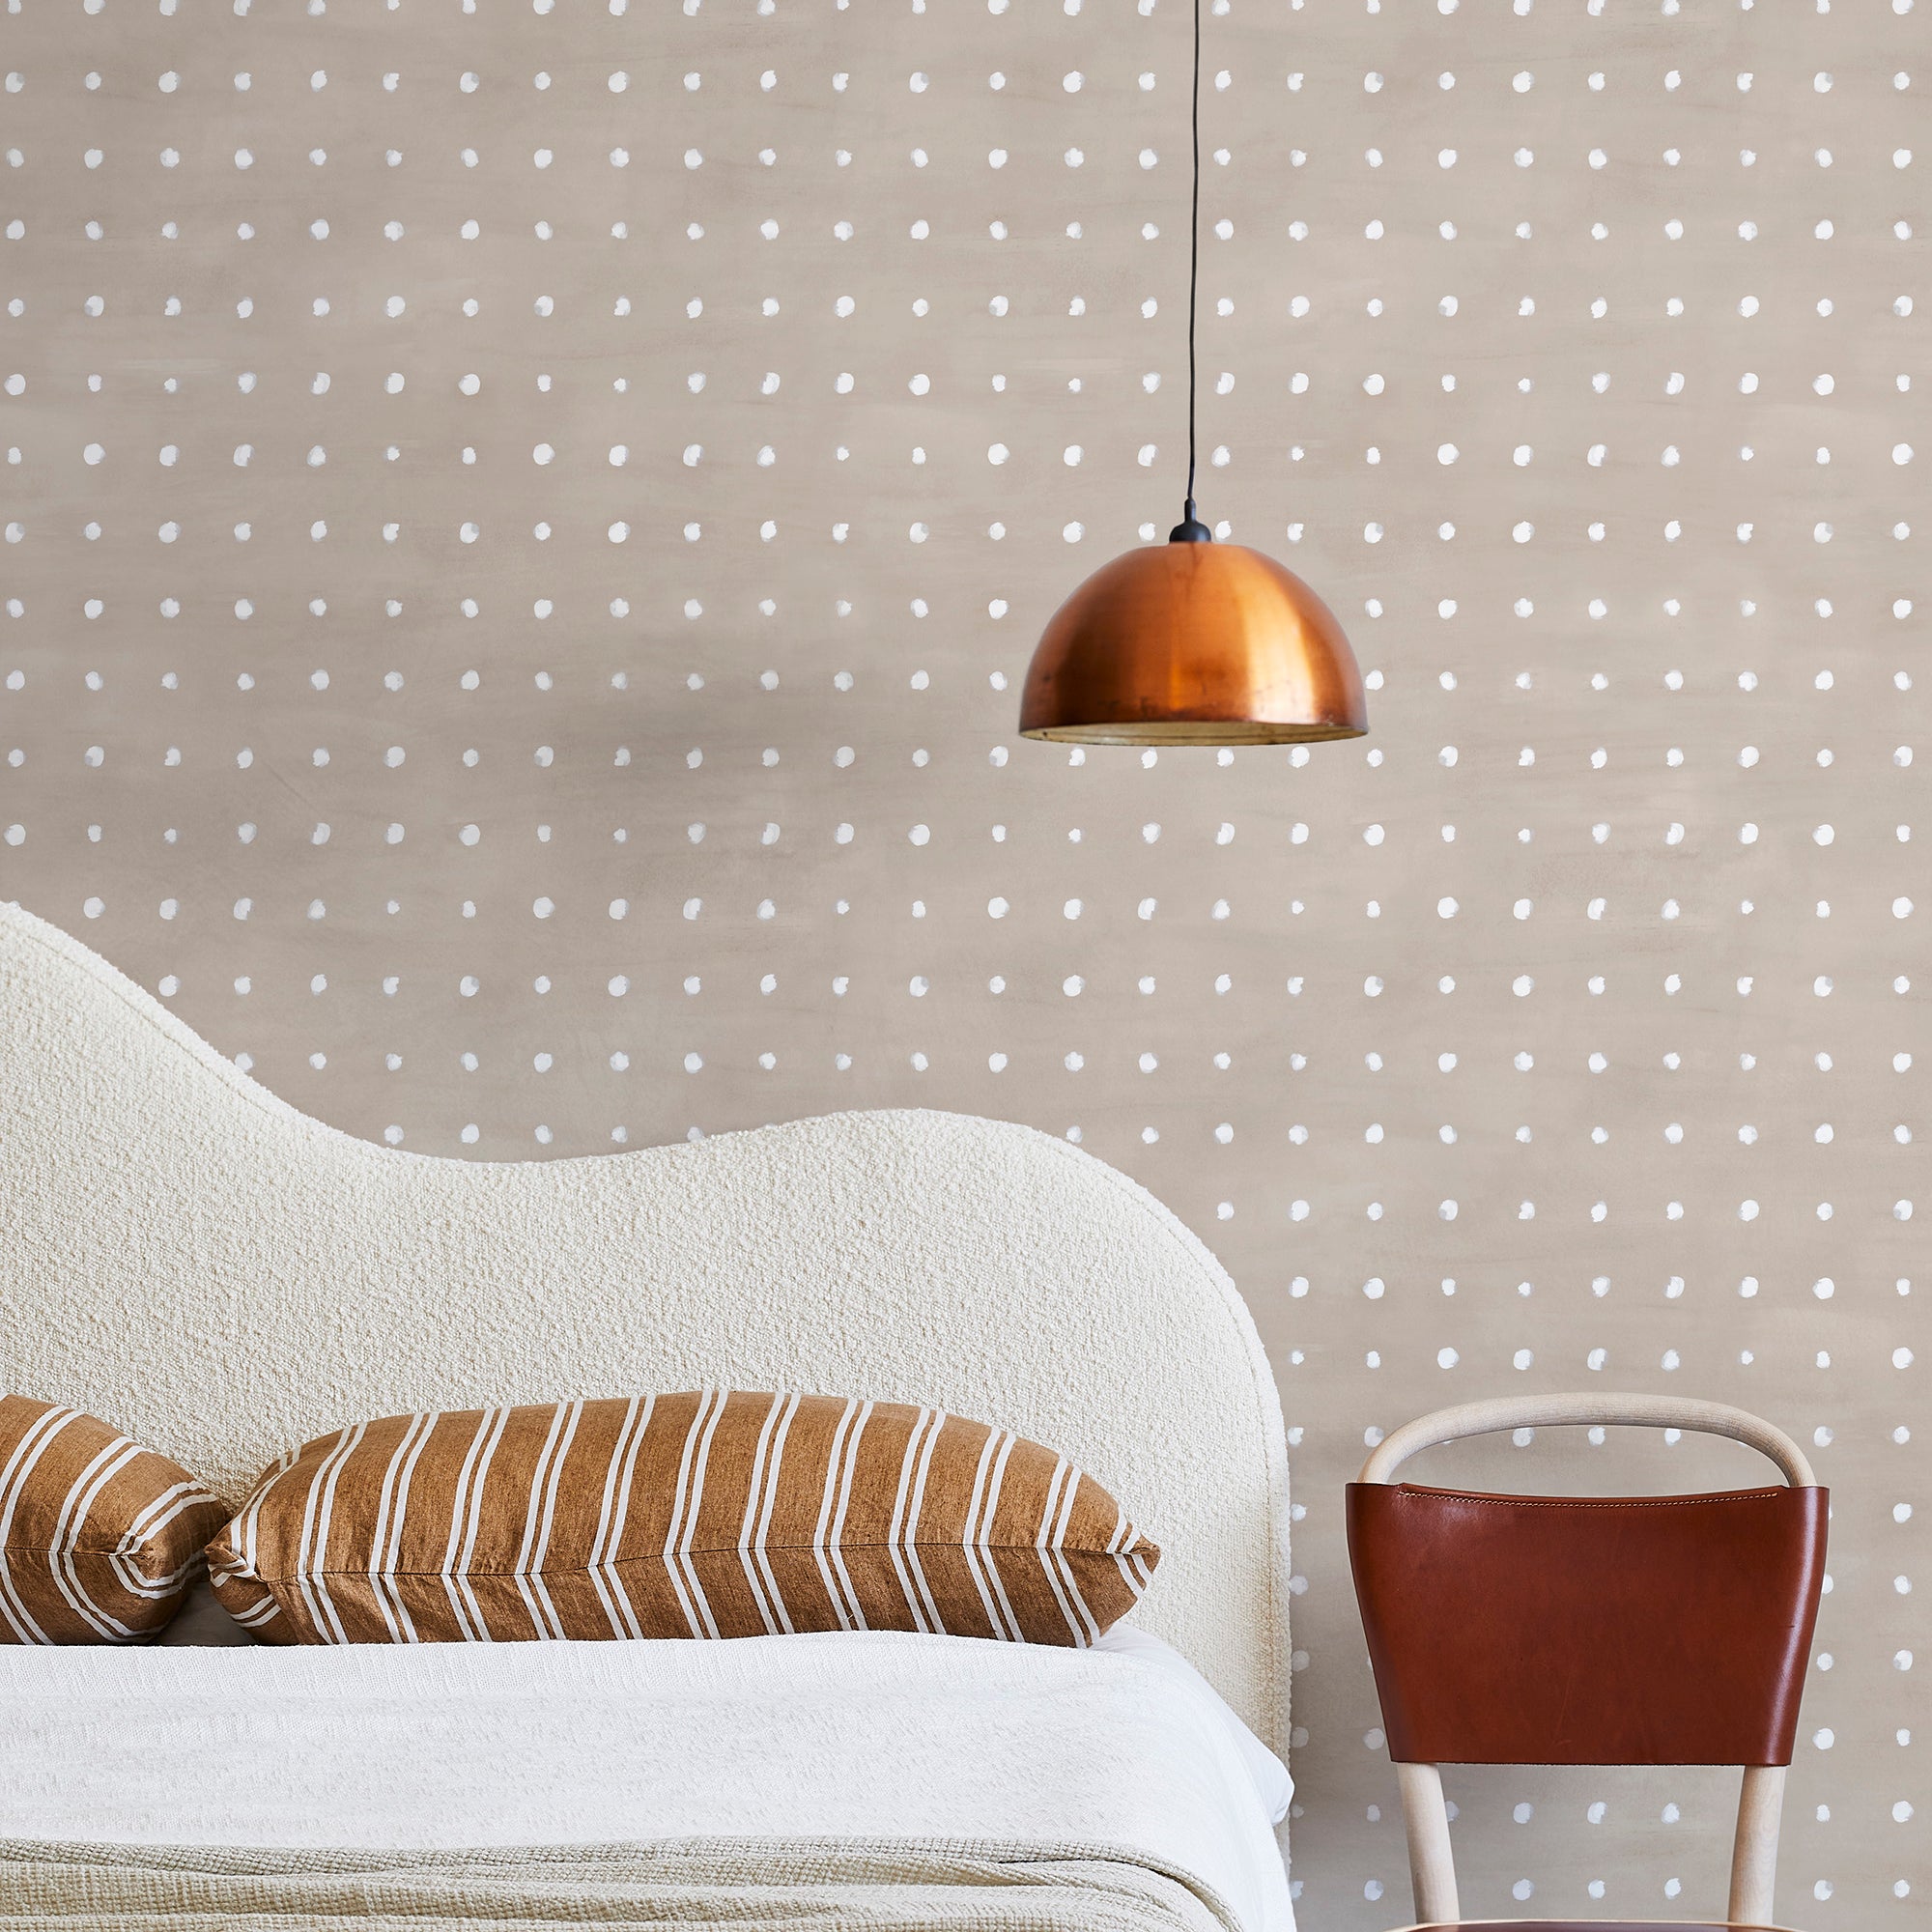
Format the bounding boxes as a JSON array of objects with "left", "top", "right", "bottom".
[{"left": 0, "top": 1628, "right": 1293, "bottom": 1932}]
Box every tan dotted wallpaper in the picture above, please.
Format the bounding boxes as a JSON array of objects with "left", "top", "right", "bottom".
[{"left": 1, "top": 0, "right": 1926, "bottom": 1920}]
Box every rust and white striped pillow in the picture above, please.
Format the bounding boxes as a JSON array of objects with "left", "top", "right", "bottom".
[
  {"left": 0, "top": 1395, "right": 228, "bottom": 1644},
  {"left": 207, "top": 1392, "right": 1159, "bottom": 1646}
]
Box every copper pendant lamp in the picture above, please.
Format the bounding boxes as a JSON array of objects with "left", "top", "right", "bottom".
[{"left": 1018, "top": 0, "right": 1367, "bottom": 748}]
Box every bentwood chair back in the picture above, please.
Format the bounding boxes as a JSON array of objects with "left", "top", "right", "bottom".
[{"left": 1347, "top": 1394, "right": 1827, "bottom": 1932}]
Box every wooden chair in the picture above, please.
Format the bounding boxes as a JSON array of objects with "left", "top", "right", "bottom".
[{"left": 1347, "top": 1393, "right": 1828, "bottom": 1932}]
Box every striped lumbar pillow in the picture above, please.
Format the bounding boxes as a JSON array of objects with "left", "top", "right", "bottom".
[
  {"left": 0, "top": 1395, "right": 229, "bottom": 1644},
  {"left": 206, "top": 1391, "right": 1159, "bottom": 1646}
]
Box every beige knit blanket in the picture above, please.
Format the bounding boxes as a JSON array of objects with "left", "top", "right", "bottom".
[{"left": 0, "top": 1838, "right": 1236, "bottom": 1932}]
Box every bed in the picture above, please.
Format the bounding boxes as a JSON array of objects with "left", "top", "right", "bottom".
[{"left": 0, "top": 900, "right": 1294, "bottom": 1932}]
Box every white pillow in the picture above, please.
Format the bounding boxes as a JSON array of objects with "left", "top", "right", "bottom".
[
  {"left": 156, "top": 1577, "right": 256, "bottom": 1647},
  {"left": 1095, "top": 1623, "right": 1292, "bottom": 1823}
]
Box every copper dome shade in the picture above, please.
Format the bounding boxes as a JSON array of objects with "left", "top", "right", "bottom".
[{"left": 1019, "top": 539, "right": 1368, "bottom": 747}]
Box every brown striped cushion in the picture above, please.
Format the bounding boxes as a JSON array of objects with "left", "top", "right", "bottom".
[
  {"left": 0, "top": 1396, "right": 228, "bottom": 1644},
  {"left": 207, "top": 1392, "right": 1159, "bottom": 1646}
]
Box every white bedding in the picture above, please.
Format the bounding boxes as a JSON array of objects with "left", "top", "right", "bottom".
[{"left": 0, "top": 1629, "right": 1293, "bottom": 1932}]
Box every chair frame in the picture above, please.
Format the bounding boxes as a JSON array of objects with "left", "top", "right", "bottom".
[{"left": 1356, "top": 1392, "right": 1818, "bottom": 1931}]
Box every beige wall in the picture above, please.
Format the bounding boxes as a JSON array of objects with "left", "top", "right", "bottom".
[{"left": 1, "top": 0, "right": 1924, "bottom": 1921}]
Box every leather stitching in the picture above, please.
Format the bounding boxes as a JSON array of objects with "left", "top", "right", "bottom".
[{"left": 1391, "top": 1488, "right": 1802, "bottom": 1510}]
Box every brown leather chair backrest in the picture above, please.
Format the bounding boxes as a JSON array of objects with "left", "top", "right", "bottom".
[{"left": 1347, "top": 1480, "right": 1828, "bottom": 1766}]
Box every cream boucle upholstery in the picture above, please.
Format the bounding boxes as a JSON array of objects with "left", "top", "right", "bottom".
[{"left": 0, "top": 900, "right": 1289, "bottom": 1748}]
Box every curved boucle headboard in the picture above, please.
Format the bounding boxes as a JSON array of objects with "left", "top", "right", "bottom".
[{"left": 0, "top": 900, "right": 1289, "bottom": 1749}]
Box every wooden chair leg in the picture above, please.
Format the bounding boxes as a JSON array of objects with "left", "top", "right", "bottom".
[
  {"left": 1395, "top": 1760, "right": 1460, "bottom": 1926},
  {"left": 1728, "top": 1764, "right": 1785, "bottom": 1927}
]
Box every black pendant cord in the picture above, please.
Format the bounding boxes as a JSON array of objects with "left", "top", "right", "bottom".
[{"left": 1170, "top": 0, "right": 1210, "bottom": 545}]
